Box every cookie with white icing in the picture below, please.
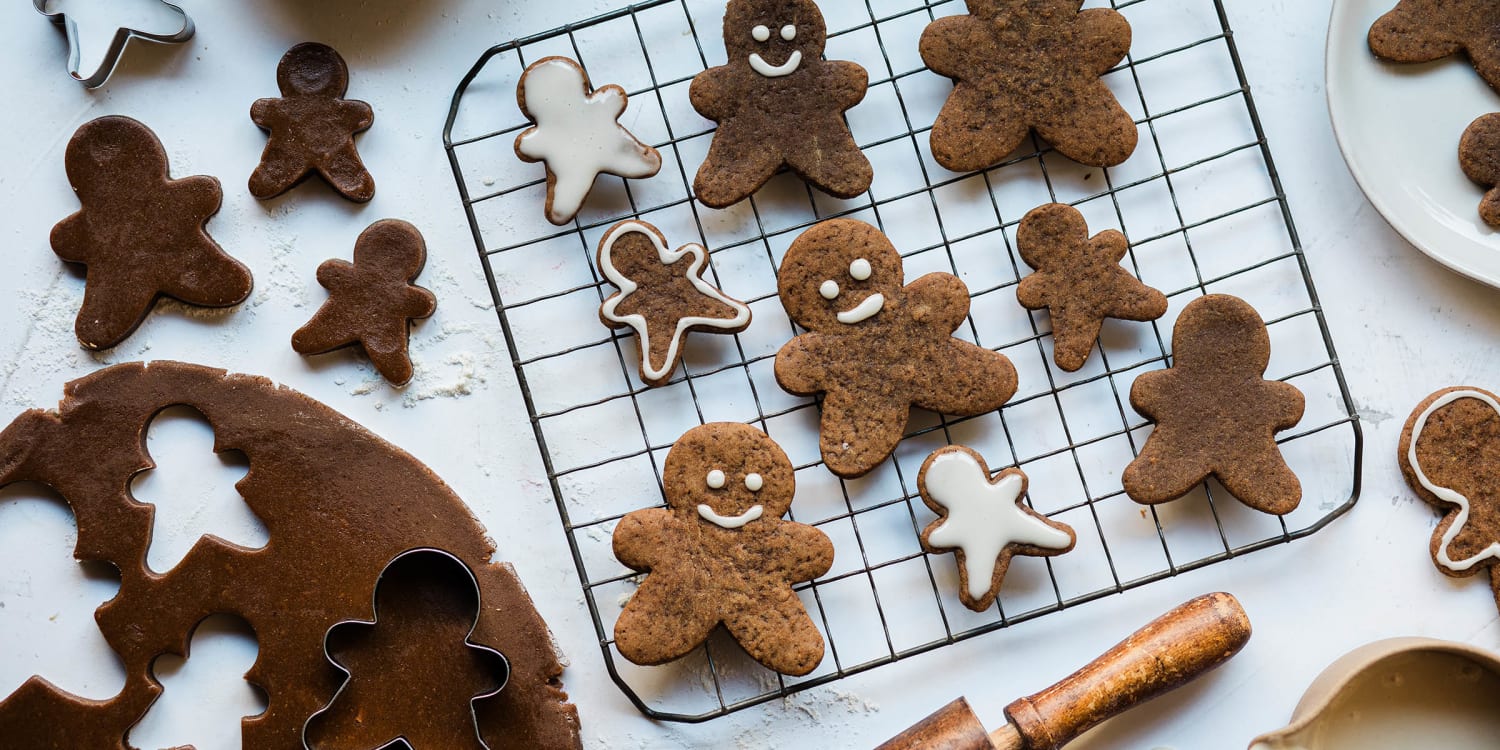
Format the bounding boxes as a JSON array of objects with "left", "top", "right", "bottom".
[
  {"left": 612, "top": 422, "right": 834, "bottom": 675},
  {"left": 515, "top": 57, "right": 662, "bottom": 226},
  {"left": 918, "top": 446, "right": 1076, "bottom": 612},
  {"left": 597, "top": 220, "right": 751, "bottom": 387},
  {"left": 1399, "top": 386, "right": 1500, "bottom": 616}
]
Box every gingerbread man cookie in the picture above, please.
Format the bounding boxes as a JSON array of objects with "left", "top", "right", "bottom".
[
  {"left": 292, "top": 219, "right": 437, "bottom": 386},
  {"left": 250, "top": 42, "right": 376, "bottom": 202},
  {"left": 51, "top": 115, "right": 253, "bottom": 350},
  {"left": 774, "top": 219, "right": 1018, "bottom": 478},
  {"left": 597, "top": 220, "right": 751, "bottom": 387},
  {"left": 515, "top": 57, "right": 663, "bottom": 226},
  {"left": 1017, "top": 203, "right": 1167, "bottom": 371},
  {"left": 1369, "top": 0, "right": 1500, "bottom": 91},
  {"left": 690, "top": 0, "right": 873, "bottom": 208},
  {"left": 1460, "top": 113, "right": 1500, "bottom": 228},
  {"left": 613, "top": 422, "right": 834, "bottom": 676},
  {"left": 1400, "top": 387, "right": 1500, "bottom": 617},
  {"left": 918, "top": 447, "right": 1075, "bottom": 612},
  {"left": 1123, "top": 294, "right": 1305, "bottom": 515},
  {"left": 920, "top": 0, "right": 1137, "bottom": 171}
]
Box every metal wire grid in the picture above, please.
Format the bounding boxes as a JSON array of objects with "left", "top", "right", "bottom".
[{"left": 444, "top": 0, "right": 1363, "bottom": 722}]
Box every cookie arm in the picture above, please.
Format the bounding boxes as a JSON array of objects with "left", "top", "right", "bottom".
[
  {"left": 779, "top": 522, "right": 835, "bottom": 583},
  {"left": 688, "top": 66, "right": 734, "bottom": 122},
  {"left": 827, "top": 61, "right": 869, "bottom": 109},
  {"left": 918, "top": 15, "right": 981, "bottom": 79},
  {"left": 1264, "top": 379, "right": 1306, "bottom": 430},
  {"left": 612, "top": 508, "right": 674, "bottom": 571},
  {"left": 249, "top": 98, "right": 275, "bottom": 129},
  {"left": 1368, "top": 4, "right": 1463, "bottom": 63},
  {"left": 337, "top": 99, "right": 375, "bottom": 132},
  {"left": 1076, "top": 7, "right": 1132, "bottom": 76},
  {"left": 905, "top": 273, "right": 971, "bottom": 334},
  {"left": 774, "top": 334, "right": 831, "bottom": 395}
]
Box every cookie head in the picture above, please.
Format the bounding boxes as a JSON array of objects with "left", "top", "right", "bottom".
[
  {"left": 277, "top": 42, "right": 350, "bottom": 98},
  {"left": 66, "top": 116, "right": 168, "bottom": 193},
  {"left": 778, "top": 219, "right": 902, "bottom": 332},
  {"left": 1173, "top": 294, "right": 1269, "bottom": 373},
  {"left": 664, "top": 423, "right": 795, "bottom": 525},
  {"left": 723, "top": 0, "right": 827, "bottom": 78},
  {"left": 351, "top": 219, "right": 426, "bottom": 278}
]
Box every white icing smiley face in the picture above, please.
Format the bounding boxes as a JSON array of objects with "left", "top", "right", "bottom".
[
  {"left": 748, "top": 22, "right": 802, "bottom": 78},
  {"left": 820, "top": 257, "right": 885, "bottom": 325},
  {"left": 698, "top": 465, "right": 766, "bottom": 528}
]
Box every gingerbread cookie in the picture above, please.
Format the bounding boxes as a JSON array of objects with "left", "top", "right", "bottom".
[
  {"left": 775, "top": 219, "right": 1018, "bottom": 478},
  {"left": 597, "top": 220, "right": 751, "bottom": 387},
  {"left": 613, "top": 422, "right": 834, "bottom": 676},
  {"left": 690, "top": 0, "right": 873, "bottom": 208},
  {"left": 1017, "top": 203, "right": 1167, "bottom": 371},
  {"left": 51, "top": 116, "right": 253, "bottom": 350},
  {"left": 1400, "top": 387, "right": 1500, "bottom": 616},
  {"left": 515, "top": 57, "right": 663, "bottom": 226},
  {"left": 305, "top": 549, "right": 508, "bottom": 750},
  {"left": 1460, "top": 113, "right": 1500, "bottom": 228},
  {"left": 292, "top": 219, "right": 437, "bottom": 386},
  {"left": 1369, "top": 0, "right": 1500, "bottom": 91},
  {"left": 0, "top": 362, "right": 580, "bottom": 749},
  {"left": 1123, "top": 294, "right": 1305, "bottom": 515},
  {"left": 920, "top": 0, "right": 1137, "bottom": 171},
  {"left": 250, "top": 43, "right": 375, "bottom": 202},
  {"left": 918, "top": 447, "right": 1075, "bottom": 612}
]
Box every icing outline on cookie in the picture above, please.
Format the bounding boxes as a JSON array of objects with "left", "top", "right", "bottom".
[
  {"left": 1407, "top": 389, "right": 1500, "bottom": 572},
  {"left": 599, "top": 220, "right": 751, "bottom": 383},
  {"left": 750, "top": 49, "right": 803, "bottom": 77},
  {"left": 697, "top": 503, "right": 764, "bottom": 529}
]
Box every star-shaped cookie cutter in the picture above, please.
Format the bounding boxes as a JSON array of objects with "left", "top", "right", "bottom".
[{"left": 34, "top": 0, "right": 195, "bottom": 88}]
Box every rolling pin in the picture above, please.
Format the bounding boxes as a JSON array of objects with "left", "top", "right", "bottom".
[{"left": 875, "top": 592, "right": 1252, "bottom": 750}]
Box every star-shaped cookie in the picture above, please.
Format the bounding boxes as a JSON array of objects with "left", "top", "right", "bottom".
[
  {"left": 515, "top": 57, "right": 662, "bottom": 225},
  {"left": 35, "top": 0, "right": 194, "bottom": 88},
  {"left": 1017, "top": 203, "right": 1167, "bottom": 372},
  {"left": 918, "top": 446, "right": 1076, "bottom": 612},
  {"left": 597, "top": 220, "right": 751, "bottom": 387},
  {"left": 1369, "top": 0, "right": 1500, "bottom": 90}
]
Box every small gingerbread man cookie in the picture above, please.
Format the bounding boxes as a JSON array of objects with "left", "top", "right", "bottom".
[
  {"left": 1400, "top": 387, "right": 1500, "bottom": 617},
  {"left": 918, "top": 446, "right": 1075, "bottom": 612},
  {"left": 597, "top": 220, "right": 751, "bottom": 387},
  {"left": 292, "top": 220, "right": 437, "bottom": 386},
  {"left": 51, "top": 116, "right": 253, "bottom": 350},
  {"left": 921, "top": 0, "right": 1137, "bottom": 172},
  {"left": 690, "top": 0, "right": 873, "bottom": 208},
  {"left": 250, "top": 43, "right": 376, "bottom": 202},
  {"left": 515, "top": 57, "right": 663, "bottom": 226},
  {"left": 1123, "top": 294, "right": 1305, "bottom": 515},
  {"left": 613, "top": 422, "right": 834, "bottom": 676},
  {"left": 1017, "top": 203, "right": 1167, "bottom": 372},
  {"left": 1460, "top": 113, "right": 1500, "bottom": 228},
  {"left": 774, "top": 219, "right": 1018, "bottom": 478},
  {"left": 1369, "top": 0, "right": 1500, "bottom": 91}
]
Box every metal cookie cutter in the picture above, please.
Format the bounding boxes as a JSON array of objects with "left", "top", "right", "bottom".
[
  {"left": 302, "top": 548, "right": 511, "bottom": 750},
  {"left": 34, "top": 0, "right": 195, "bottom": 88}
]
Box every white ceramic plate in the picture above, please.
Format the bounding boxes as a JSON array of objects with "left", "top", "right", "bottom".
[{"left": 1326, "top": 0, "right": 1500, "bottom": 286}]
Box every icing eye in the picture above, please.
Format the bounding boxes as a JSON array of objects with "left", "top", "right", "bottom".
[
  {"left": 781, "top": 25, "right": 797, "bottom": 41},
  {"left": 752, "top": 25, "right": 771, "bottom": 42},
  {"left": 745, "top": 473, "right": 764, "bottom": 492},
  {"left": 707, "top": 469, "right": 726, "bottom": 489},
  {"left": 819, "top": 280, "right": 839, "bottom": 299},
  {"left": 849, "top": 258, "right": 872, "bottom": 281}
]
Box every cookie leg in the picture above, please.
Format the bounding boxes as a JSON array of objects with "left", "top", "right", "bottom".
[
  {"left": 1034, "top": 86, "right": 1138, "bottom": 168},
  {"left": 249, "top": 146, "right": 312, "bottom": 200},
  {"left": 929, "top": 86, "right": 1029, "bottom": 173},
  {"left": 1049, "top": 308, "right": 1106, "bottom": 372},
  {"left": 692, "top": 128, "right": 783, "bottom": 209},
  {"left": 819, "top": 392, "right": 909, "bottom": 478},
  {"left": 723, "top": 591, "right": 825, "bottom": 676},
  {"left": 75, "top": 277, "right": 159, "bottom": 350},
  {"left": 613, "top": 579, "right": 719, "bottom": 666},
  {"left": 783, "top": 128, "right": 874, "bottom": 200},
  {"left": 365, "top": 345, "right": 417, "bottom": 386},
  {"left": 1121, "top": 435, "right": 1207, "bottom": 505},
  {"left": 914, "top": 341, "right": 1018, "bottom": 414},
  {"left": 1481, "top": 187, "right": 1500, "bottom": 229},
  {"left": 318, "top": 145, "right": 377, "bottom": 203},
  {"left": 1216, "top": 445, "right": 1300, "bottom": 515},
  {"left": 158, "top": 250, "right": 254, "bottom": 308}
]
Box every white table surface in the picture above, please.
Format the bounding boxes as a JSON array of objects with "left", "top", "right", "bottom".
[{"left": 1, "top": 1, "right": 1496, "bottom": 749}]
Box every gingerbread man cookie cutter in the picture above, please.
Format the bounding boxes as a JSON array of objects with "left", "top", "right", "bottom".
[
  {"left": 34, "top": 0, "right": 195, "bottom": 89},
  {"left": 303, "top": 547, "right": 511, "bottom": 750}
]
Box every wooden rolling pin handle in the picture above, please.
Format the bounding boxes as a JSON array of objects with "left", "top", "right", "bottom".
[{"left": 1000, "top": 592, "right": 1252, "bottom": 750}]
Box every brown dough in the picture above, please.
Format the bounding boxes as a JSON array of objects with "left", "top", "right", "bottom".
[
  {"left": 250, "top": 42, "right": 375, "bottom": 202},
  {"left": 613, "top": 422, "right": 834, "bottom": 675},
  {"left": 1369, "top": 0, "right": 1500, "bottom": 91},
  {"left": 291, "top": 219, "right": 437, "bottom": 386},
  {"left": 920, "top": 0, "right": 1137, "bottom": 171},
  {"left": 774, "top": 219, "right": 1018, "bottom": 478},
  {"left": 0, "top": 362, "right": 580, "bottom": 750},
  {"left": 1122, "top": 294, "right": 1305, "bottom": 515},
  {"left": 1460, "top": 113, "right": 1500, "bottom": 228},
  {"left": 51, "top": 116, "right": 253, "bottom": 351},
  {"left": 1016, "top": 203, "right": 1167, "bottom": 372}
]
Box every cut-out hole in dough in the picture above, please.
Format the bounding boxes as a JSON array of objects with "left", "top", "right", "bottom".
[
  {"left": 128, "top": 614, "right": 266, "bottom": 750},
  {"left": 130, "top": 406, "right": 265, "bottom": 575},
  {"left": 0, "top": 483, "right": 125, "bottom": 702}
]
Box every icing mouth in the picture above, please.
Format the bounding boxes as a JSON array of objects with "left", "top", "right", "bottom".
[
  {"left": 836, "top": 293, "right": 885, "bottom": 324},
  {"left": 748, "top": 51, "right": 802, "bottom": 78},
  {"left": 697, "top": 503, "right": 764, "bottom": 529}
]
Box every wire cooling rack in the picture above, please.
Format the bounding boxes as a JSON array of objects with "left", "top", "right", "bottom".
[{"left": 443, "top": 0, "right": 1363, "bottom": 722}]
